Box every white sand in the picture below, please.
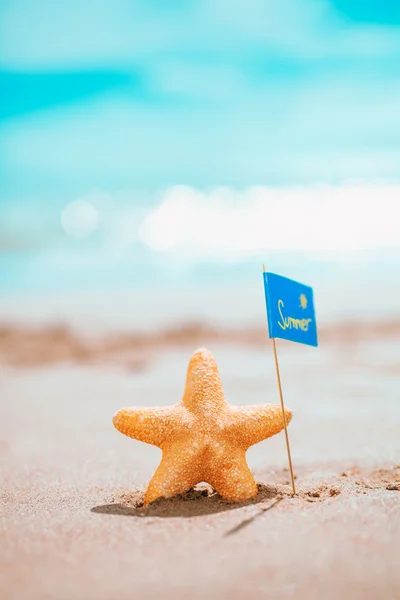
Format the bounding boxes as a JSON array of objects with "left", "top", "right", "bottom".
[{"left": 1, "top": 288, "right": 400, "bottom": 599}]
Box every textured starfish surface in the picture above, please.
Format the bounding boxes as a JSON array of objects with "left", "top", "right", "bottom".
[{"left": 113, "top": 348, "right": 292, "bottom": 505}]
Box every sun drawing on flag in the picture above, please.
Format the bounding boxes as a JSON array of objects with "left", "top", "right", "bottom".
[{"left": 299, "top": 293, "right": 308, "bottom": 309}]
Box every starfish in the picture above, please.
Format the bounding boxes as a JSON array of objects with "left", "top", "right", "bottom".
[{"left": 113, "top": 348, "right": 292, "bottom": 505}]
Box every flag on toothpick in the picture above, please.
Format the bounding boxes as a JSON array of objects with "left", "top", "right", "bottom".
[
  {"left": 262, "top": 269, "right": 318, "bottom": 496},
  {"left": 263, "top": 272, "right": 318, "bottom": 347}
]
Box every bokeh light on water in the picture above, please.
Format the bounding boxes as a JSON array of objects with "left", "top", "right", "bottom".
[{"left": 61, "top": 199, "right": 99, "bottom": 239}]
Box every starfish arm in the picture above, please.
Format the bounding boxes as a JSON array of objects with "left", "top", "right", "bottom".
[
  {"left": 143, "top": 445, "right": 202, "bottom": 505},
  {"left": 229, "top": 404, "right": 292, "bottom": 449},
  {"left": 113, "top": 406, "right": 181, "bottom": 448},
  {"left": 207, "top": 450, "right": 257, "bottom": 502}
]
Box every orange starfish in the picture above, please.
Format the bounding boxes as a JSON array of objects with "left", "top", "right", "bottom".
[{"left": 113, "top": 348, "right": 292, "bottom": 505}]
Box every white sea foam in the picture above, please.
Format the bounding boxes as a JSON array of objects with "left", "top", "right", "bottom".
[{"left": 138, "top": 183, "right": 399, "bottom": 261}]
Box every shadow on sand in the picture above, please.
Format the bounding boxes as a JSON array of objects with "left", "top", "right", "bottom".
[{"left": 91, "top": 483, "right": 286, "bottom": 520}]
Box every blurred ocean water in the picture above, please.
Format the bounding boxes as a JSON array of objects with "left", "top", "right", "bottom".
[
  {"left": 1, "top": 1, "right": 399, "bottom": 298},
  {"left": 0, "top": 182, "right": 399, "bottom": 293}
]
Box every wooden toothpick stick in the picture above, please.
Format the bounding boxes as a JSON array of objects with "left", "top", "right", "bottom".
[{"left": 271, "top": 338, "right": 296, "bottom": 495}]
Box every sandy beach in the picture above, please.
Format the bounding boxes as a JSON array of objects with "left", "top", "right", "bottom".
[{"left": 1, "top": 289, "right": 399, "bottom": 599}]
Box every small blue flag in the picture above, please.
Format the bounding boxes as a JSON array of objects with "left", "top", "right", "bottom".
[{"left": 263, "top": 272, "right": 318, "bottom": 347}]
